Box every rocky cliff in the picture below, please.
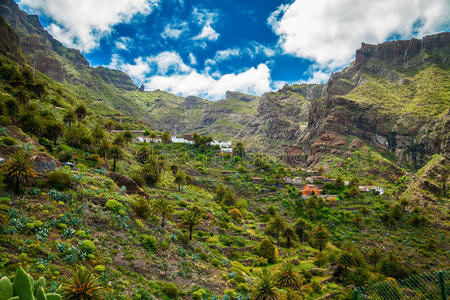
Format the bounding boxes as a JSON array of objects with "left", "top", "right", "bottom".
[
  {"left": 0, "top": 16, "right": 24, "bottom": 63},
  {"left": 302, "top": 32, "right": 450, "bottom": 169}
]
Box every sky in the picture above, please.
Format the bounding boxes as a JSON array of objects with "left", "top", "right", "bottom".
[{"left": 17, "top": 0, "right": 450, "bottom": 100}]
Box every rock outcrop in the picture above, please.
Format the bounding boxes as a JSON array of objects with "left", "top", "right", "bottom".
[{"left": 301, "top": 32, "right": 450, "bottom": 168}]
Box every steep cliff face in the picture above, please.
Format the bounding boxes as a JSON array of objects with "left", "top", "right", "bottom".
[
  {"left": 0, "top": 0, "right": 136, "bottom": 90},
  {"left": 0, "top": 16, "right": 24, "bottom": 63},
  {"left": 303, "top": 32, "right": 450, "bottom": 168}
]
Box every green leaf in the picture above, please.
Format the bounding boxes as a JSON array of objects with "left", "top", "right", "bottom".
[
  {"left": 13, "top": 267, "right": 34, "bottom": 300},
  {"left": 35, "top": 286, "right": 47, "bottom": 300},
  {"left": 45, "top": 294, "right": 61, "bottom": 300},
  {"left": 0, "top": 276, "right": 13, "bottom": 300}
]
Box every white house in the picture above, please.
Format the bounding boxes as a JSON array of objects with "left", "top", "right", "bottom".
[
  {"left": 210, "top": 140, "right": 232, "bottom": 148},
  {"left": 358, "top": 185, "right": 384, "bottom": 195},
  {"left": 220, "top": 147, "right": 233, "bottom": 153},
  {"left": 171, "top": 137, "right": 194, "bottom": 144},
  {"left": 135, "top": 136, "right": 161, "bottom": 143},
  {"left": 284, "top": 176, "right": 303, "bottom": 185}
]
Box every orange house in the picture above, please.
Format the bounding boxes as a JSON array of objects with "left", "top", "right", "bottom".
[{"left": 302, "top": 184, "right": 322, "bottom": 197}]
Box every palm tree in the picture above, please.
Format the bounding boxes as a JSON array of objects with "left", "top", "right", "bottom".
[
  {"left": 63, "top": 110, "right": 76, "bottom": 127},
  {"left": 312, "top": 225, "right": 329, "bottom": 252},
  {"left": 2, "top": 151, "right": 36, "bottom": 193},
  {"left": 294, "top": 218, "right": 309, "bottom": 242},
  {"left": 75, "top": 104, "right": 87, "bottom": 120},
  {"left": 174, "top": 169, "right": 186, "bottom": 191},
  {"left": 282, "top": 226, "right": 297, "bottom": 248},
  {"left": 275, "top": 263, "right": 303, "bottom": 290},
  {"left": 108, "top": 145, "right": 123, "bottom": 172},
  {"left": 180, "top": 206, "right": 202, "bottom": 241},
  {"left": 151, "top": 197, "right": 174, "bottom": 229},
  {"left": 338, "top": 251, "right": 355, "bottom": 271},
  {"left": 62, "top": 268, "right": 103, "bottom": 300},
  {"left": 123, "top": 130, "right": 133, "bottom": 145},
  {"left": 251, "top": 268, "right": 279, "bottom": 300},
  {"left": 266, "top": 215, "right": 287, "bottom": 244},
  {"left": 96, "top": 138, "right": 110, "bottom": 158},
  {"left": 142, "top": 162, "right": 160, "bottom": 185}
]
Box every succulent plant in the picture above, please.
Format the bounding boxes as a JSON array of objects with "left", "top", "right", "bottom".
[{"left": 0, "top": 267, "right": 62, "bottom": 300}]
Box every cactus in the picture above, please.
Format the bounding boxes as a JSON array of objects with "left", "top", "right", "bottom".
[
  {"left": 0, "top": 267, "right": 62, "bottom": 300},
  {"left": 13, "top": 267, "right": 34, "bottom": 300},
  {"left": 0, "top": 276, "right": 13, "bottom": 300},
  {"left": 35, "top": 287, "right": 47, "bottom": 300}
]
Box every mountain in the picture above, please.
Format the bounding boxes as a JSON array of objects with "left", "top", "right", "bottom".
[{"left": 300, "top": 33, "right": 449, "bottom": 169}]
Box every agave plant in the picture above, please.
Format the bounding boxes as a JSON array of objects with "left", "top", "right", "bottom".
[
  {"left": 276, "top": 263, "right": 303, "bottom": 290},
  {"left": 251, "top": 268, "right": 280, "bottom": 300},
  {"left": 62, "top": 268, "right": 103, "bottom": 300}
]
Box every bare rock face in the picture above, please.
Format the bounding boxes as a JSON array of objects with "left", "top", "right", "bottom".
[
  {"left": 0, "top": 16, "right": 24, "bottom": 62},
  {"left": 302, "top": 33, "right": 450, "bottom": 168},
  {"left": 31, "top": 152, "right": 61, "bottom": 173}
]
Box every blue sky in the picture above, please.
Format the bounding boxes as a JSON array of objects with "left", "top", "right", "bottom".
[{"left": 17, "top": 0, "right": 450, "bottom": 100}]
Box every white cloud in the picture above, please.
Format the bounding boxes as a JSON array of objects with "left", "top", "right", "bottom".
[
  {"left": 208, "top": 43, "right": 276, "bottom": 65},
  {"left": 188, "top": 53, "right": 197, "bottom": 65},
  {"left": 19, "top": 0, "right": 159, "bottom": 52},
  {"left": 108, "top": 55, "right": 151, "bottom": 83},
  {"left": 303, "top": 70, "right": 331, "bottom": 84},
  {"left": 192, "top": 7, "right": 219, "bottom": 41},
  {"left": 269, "top": 0, "right": 450, "bottom": 67},
  {"left": 161, "top": 22, "right": 188, "bottom": 39},
  {"left": 115, "top": 37, "right": 132, "bottom": 51},
  {"left": 144, "top": 63, "right": 272, "bottom": 100}
]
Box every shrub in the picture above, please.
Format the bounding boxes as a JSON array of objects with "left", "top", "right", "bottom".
[
  {"left": 47, "top": 170, "right": 72, "bottom": 190},
  {"left": 311, "top": 280, "right": 322, "bottom": 294},
  {"left": 62, "top": 268, "right": 103, "bottom": 299},
  {"left": 80, "top": 240, "right": 96, "bottom": 254},
  {"left": 228, "top": 208, "right": 243, "bottom": 221},
  {"left": 257, "top": 239, "right": 278, "bottom": 264},
  {"left": 141, "top": 234, "right": 157, "bottom": 252},
  {"left": 0, "top": 115, "right": 11, "bottom": 126},
  {"left": 1, "top": 136, "right": 15, "bottom": 146},
  {"left": 58, "top": 150, "right": 73, "bottom": 162},
  {"left": 224, "top": 289, "right": 237, "bottom": 299},
  {"left": 236, "top": 283, "right": 249, "bottom": 295},
  {"left": 94, "top": 265, "right": 106, "bottom": 273},
  {"left": 160, "top": 281, "right": 178, "bottom": 298},
  {"left": 192, "top": 288, "right": 207, "bottom": 300},
  {"left": 105, "top": 199, "right": 124, "bottom": 213}
]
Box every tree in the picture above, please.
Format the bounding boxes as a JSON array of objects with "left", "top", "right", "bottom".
[
  {"left": 294, "top": 218, "right": 309, "bottom": 242},
  {"left": 257, "top": 239, "right": 278, "bottom": 264},
  {"left": 251, "top": 268, "right": 279, "bottom": 300},
  {"left": 75, "top": 104, "right": 87, "bottom": 120},
  {"left": 123, "top": 130, "right": 133, "bottom": 145},
  {"left": 96, "top": 138, "right": 110, "bottom": 158},
  {"left": 234, "top": 141, "right": 245, "bottom": 157},
  {"left": 2, "top": 151, "right": 36, "bottom": 193},
  {"left": 266, "top": 215, "right": 287, "bottom": 244},
  {"left": 142, "top": 163, "right": 160, "bottom": 186},
  {"left": 282, "top": 226, "right": 297, "bottom": 248},
  {"left": 180, "top": 206, "right": 202, "bottom": 241},
  {"left": 312, "top": 225, "right": 329, "bottom": 252},
  {"left": 174, "top": 169, "right": 186, "bottom": 191},
  {"left": 63, "top": 110, "right": 76, "bottom": 127},
  {"left": 151, "top": 197, "right": 174, "bottom": 229},
  {"left": 215, "top": 185, "right": 236, "bottom": 206},
  {"left": 338, "top": 251, "right": 355, "bottom": 271},
  {"left": 64, "top": 122, "right": 92, "bottom": 150},
  {"left": 275, "top": 262, "right": 302, "bottom": 290},
  {"left": 108, "top": 145, "right": 123, "bottom": 172},
  {"left": 91, "top": 124, "right": 105, "bottom": 141},
  {"left": 44, "top": 120, "right": 63, "bottom": 145},
  {"left": 113, "top": 134, "right": 125, "bottom": 147},
  {"left": 161, "top": 131, "right": 171, "bottom": 144}
]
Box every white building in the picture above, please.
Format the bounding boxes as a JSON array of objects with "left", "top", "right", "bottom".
[
  {"left": 171, "top": 137, "right": 194, "bottom": 144},
  {"left": 135, "top": 136, "right": 161, "bottom": 143},
  {"left": 210, "top": 140, "right": 232, "bottom": 148},
  {"left": 358, "top": 185, "right": 384, "bottom": 195},
  {"left": 284, "top": 176, "right": 303, "bottom": 185},
  {"left": 221, "top": 147, "right": 233, "bottom": 153}
]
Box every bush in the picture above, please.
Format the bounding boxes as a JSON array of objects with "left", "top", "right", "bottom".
[
  {"left": 105, "top": 199, "right": 124, "bottom": 213},
  {"left": 257, "top": 239, "right": 278, "bottom": 264},
  {"left": 160, "top": 281, "right": 178, "bottom": 298},
  {"left": 94, "top": 265, "right": 106, "bottom": 273},
  {"left": 1, "top": 136, "right": 15, "bottom": 146},
  {"left": 47, "top": 170, "right": 72, "bottom": 190},
  {"left": 141, "top": 234, "right": 157, "bottom": 252},
  {"left": 0, "top": 115, "right": 11, "bottom": 126},
  {"left": 80, "top": 240, "right": 96, "bottom": 254},
  {"left": 236, "top": 283, "right": 249, "bottom": 295},
  {"left": 224, "top": 289, "right": 237, "bottom": 299},
  {"left": 58, "top": 150, "right": 73, "bottom": 162}
]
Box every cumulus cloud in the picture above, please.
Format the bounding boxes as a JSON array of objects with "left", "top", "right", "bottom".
[
  {"left": 144, "top": 64, "right": 271, "bottom": 100},
  {"left": 269, "top": 0, "right": 450, "bottom": 67},
  {"left": 19, "top": 0, "right": 159, "bottom": 52},
  {"left": 209, "top": 43, "right": 276, "bottom": 65},
  {"left": 109, "top": 51, "right": 191, "bottom": 83},
  {"left": 161, "top": 22, "right": 188, "bottom": 39},
  {"left": 192, "top": 7, "right": 219, "bottom": 41},
  {"left": 115, "top": 37, "right": 133, "bottom": 51},
  {"left": 188, "top": 53, "right": 197, "bottom": 65}
]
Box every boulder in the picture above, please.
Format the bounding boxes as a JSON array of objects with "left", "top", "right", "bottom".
[
  {"left": 31, "top": 152, "right": 61, "bottom": 173},
  {"left": 106, "top": 171, "right": 148, "bottom": 198}
]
